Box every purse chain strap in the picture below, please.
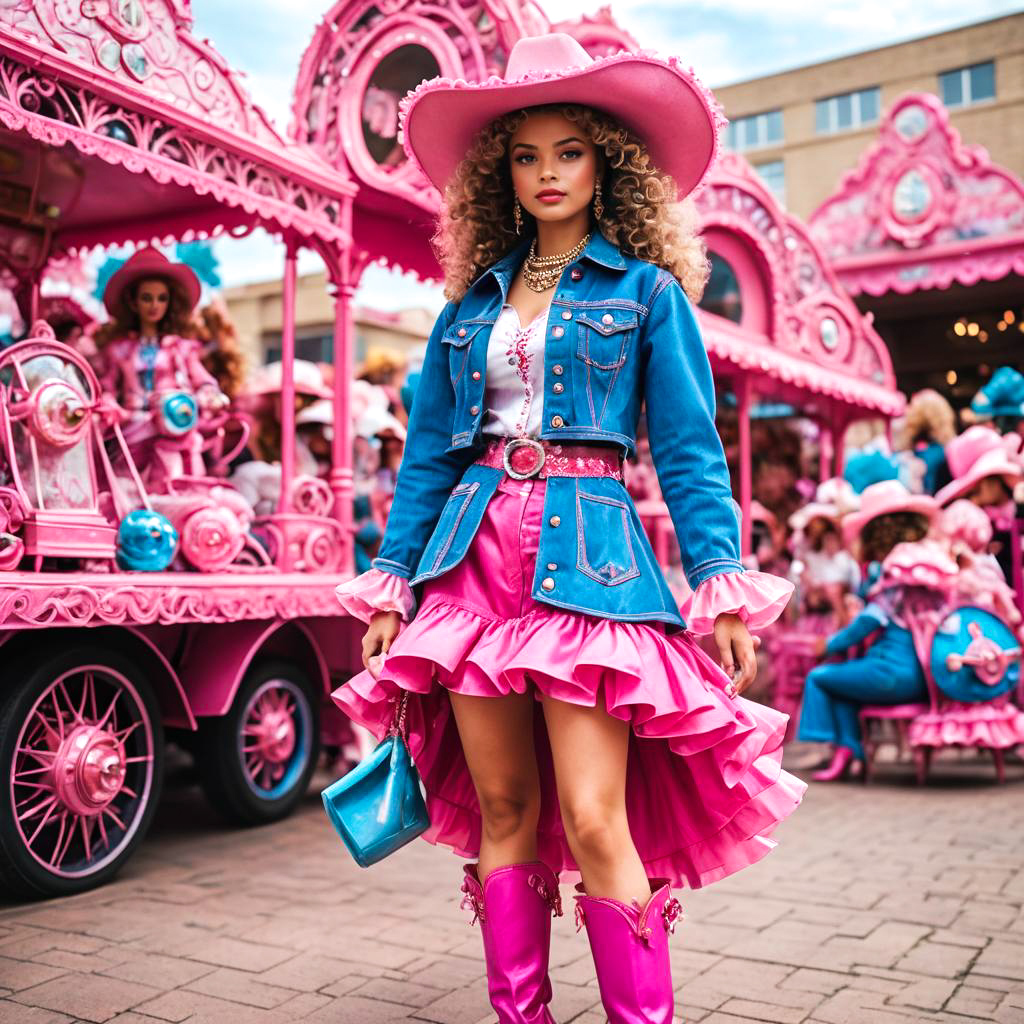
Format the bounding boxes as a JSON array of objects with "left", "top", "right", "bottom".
[{"left": 389, "top": 689, "right": 409, "bottom": 738}]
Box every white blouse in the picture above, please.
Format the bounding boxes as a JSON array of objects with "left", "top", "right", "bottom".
[{"left": 479, "top": 304, "right": 549, "bottom": 440}]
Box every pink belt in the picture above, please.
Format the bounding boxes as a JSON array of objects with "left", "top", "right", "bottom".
[{"left": 475, "top": 436, "right": 623, "bottom": 480}]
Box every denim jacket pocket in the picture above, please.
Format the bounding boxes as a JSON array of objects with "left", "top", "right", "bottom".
[
  {"left": 442, "top": 321, "right": 487, "bottom": 387},
  {"left": 575, "top": 485, "right": 641, "bottom": 586},
  {"left": 575, "top": 310, "right": 637, "bottom": 369},
  {"left": 415, "top": 480, "right": 480, "bottom": 578}
]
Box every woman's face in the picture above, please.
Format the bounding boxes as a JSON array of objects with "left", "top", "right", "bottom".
[
  {"left": 509, "top": 110, "right": 598, "bottom": 227},
  {"left": 969, "top": 475, "right": 1011, "bottom": 508},
  {"left": 131, "top": 277, "right": 170, "bottom": 332}
]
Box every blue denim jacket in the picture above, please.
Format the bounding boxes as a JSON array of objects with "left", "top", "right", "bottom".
[{"left": 371, "top": 233, "right": 745, "bottom": 629}]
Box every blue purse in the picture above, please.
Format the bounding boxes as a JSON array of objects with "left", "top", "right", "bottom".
[{"left": 321, "top": 691, "right": 430, "bottom": 867}]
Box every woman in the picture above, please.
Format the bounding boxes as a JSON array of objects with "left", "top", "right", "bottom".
[
  {"left": 97, "top": 248, "right": 228, "bottom": 490},
  {"left": 333, "top": 34, "right": 802, "bottom": 1023}
]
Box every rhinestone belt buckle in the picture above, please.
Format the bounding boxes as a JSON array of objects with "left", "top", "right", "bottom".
[{"left": 503, "top": 437, "right": 546, "bottom": 480}]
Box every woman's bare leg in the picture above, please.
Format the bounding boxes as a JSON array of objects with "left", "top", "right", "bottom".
[
  {"left": 449, "top": 689, "right": 542, "bottom": 881},
  {"left": 542, "top": 696, "right": 649, "bottom": 905}
]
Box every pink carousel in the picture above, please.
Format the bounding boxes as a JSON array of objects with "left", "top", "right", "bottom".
[{"left": 0, "top": 0, "right": 373, "bottom": 897}]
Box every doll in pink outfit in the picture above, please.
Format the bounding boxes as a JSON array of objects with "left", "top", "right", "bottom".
[{"left": 96, "top": 248, "right": 228, "bottom": 491}]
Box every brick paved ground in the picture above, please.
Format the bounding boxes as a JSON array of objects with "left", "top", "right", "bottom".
[{"left": 1, "top": 748, "right": 1022, "bottom": 1024}]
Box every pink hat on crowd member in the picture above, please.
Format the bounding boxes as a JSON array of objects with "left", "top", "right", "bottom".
[
  {"left": 103, "top": 247, "right": 201, "bottom": 316},
  {"left": 934, "top": 425, "right": 1023, "bottom": 506},
  {"left": 868, "top": 539, "right": 958, "bottom": 597},
  {"left": 400, "top": 33, "right": 723, "bottom": 198},
  {"left": 939, "top": 499, "right": 993, "bottom": 554},
  {"left": 841, "top": 479, "right": 938, "bottom": 545}
]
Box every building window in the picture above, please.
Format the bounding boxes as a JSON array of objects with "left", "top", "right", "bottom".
[
  {"left": 939, "top": 61, "right": 995, "bottom": 108},
  {"left": 815, "top": 86, "right": 880, "bottom": 134},
  {"left": 699, "top": 253, "right": 743, "bottom": 324},
  {"left": 753, "top": 159, "right": 785, "bottom": 205},
  {"left": 726, "top": 109, "right": 783, "bottom": 152}
]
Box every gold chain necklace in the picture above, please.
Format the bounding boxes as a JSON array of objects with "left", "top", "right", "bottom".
[{"left": 522, "top": 234, "right": 590, "bottom": 292}]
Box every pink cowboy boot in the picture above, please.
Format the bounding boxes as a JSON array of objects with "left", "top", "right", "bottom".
[
  {"left": 574, "top": 878, "right": 683, "bottom": 1024},
  {"left": 460, "top": 861, "right": 563, "bottom": 1024},
  {"left": 812, "top": 745, "right": 857, "bottom": 781}
]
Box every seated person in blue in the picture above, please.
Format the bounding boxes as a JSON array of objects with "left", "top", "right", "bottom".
[{"left": 799, "top": 482, "right": 939, "bottom": 781}]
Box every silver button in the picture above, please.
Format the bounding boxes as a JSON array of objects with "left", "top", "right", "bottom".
[
  {"left": 601, "top": 313, "right": 614, "bottom": 325},
  {"left": 570, "top": 267, "right": 583, "bottom": 280},
  {"left": 470, "top": 405, "right": 479, "bottom": 415},
  {"left": 552, "top": 326, "right": 564, "bottom": 338},
  {"left": 551, "top": 415, "right": 564, "bottom": 428},
  {"left": 552, "top": 364, "right": 563, "bottom": 375},
  {"left": 508, "top": 357, "right": 516, "bottom": 365},
  {"left": 458, "top": 327, "right": 467, "bottom": 337},
  {"left": 547, "top": 562, "right": 557, "bottom": 571},
  {"left": 472, "top": 370, "right": 481, "bottom": 380},
  {"left": 561, "top": 310, "right": 572, "bottom": 321},
  {"left": 549, "top": 515, "right": 561, "bottom": 527},
  {"left": 552, "top": 382, "right": 564, "bottom": 394},
  {"left": 541, "top": 577, "right": 555, "bottom": 591}
]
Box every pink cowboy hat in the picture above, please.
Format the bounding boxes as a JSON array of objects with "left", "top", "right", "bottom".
[
  {"left": 103, "top": 247, "right": 201, "bottom": 316},
  {"left": 841, "top": 480, "right": 938, "bottom": 545},
  {"left": 935, "top": 425, "right": 1022, "bottom": 506},
  {"left": 400, "top": 33, "right": 722, "bottom": 198}
]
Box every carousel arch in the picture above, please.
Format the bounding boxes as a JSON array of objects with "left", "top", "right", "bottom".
[{"left": 694, "top": 152, "right": 904, "bottom": 551}]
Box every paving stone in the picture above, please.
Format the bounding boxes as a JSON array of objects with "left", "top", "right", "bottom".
[
  {"left": 896, "top": 940, "right": 978, "bottom": 978},
  {"left": 184, "top": 966, "right": 298, "bottom": 1008},
  {"left": 0, "top": 1001, "right": 75, "bottom": 1023},
  {"left": 9, "top": 973, "right": 159, "bottom": 1023},
  {"left": 0, "top": 957, "right": 67, "bottom": 993}
]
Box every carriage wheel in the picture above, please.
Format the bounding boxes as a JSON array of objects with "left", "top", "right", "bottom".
[
  {"left": 0, "top": 648, "right": 163, "bottom": 898},
  {"left": 198, "top": 661, "right": 319, "bottom": 825}
]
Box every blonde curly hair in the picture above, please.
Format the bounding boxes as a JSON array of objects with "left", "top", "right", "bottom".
[{"left": 434, "top": 104, "right": 709, "bottom": 303}]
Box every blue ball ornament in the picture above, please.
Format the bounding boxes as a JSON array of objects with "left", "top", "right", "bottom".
[{"left": 117, "top": 509, "right": 178, "bottom": 571}]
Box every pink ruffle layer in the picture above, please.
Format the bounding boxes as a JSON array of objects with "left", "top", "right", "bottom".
[
  {"left": 332, "top": 593, "right": 806, "bottom": 890},
  {"left": 908, "top": 701, "right": 1024, "bottom": 749},
  {"left": 683, "top": 570, "right": 795, "bottom": 635},
  {"left": 335, "top": 568, "right": 416, "bottom": 624}
]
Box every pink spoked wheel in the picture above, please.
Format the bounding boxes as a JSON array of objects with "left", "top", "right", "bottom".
[
  {"left": 0, "top": 647, "right": 163, "bottom": 898},
  {"left": 198, "top": 660, "right": 319, "bottom": 825}
]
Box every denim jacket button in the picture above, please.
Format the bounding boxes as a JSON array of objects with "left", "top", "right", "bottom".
[
  {"left": 541, "top": 577, "right": 555, "bottom": 591},
  {"left": 561, "top": 310, "right": 572, "bottom": 321},
  {"left": 552, "top": 382, "right": 564, "bottom": 394},
  {"left": 551, "top": 415, "right": 564, "bottom": 428},
  {"left": 601, "top": 313, "right": 614, "bottom": 325},
  {"left": 547, "top": 562, "right": 557, "bottom": 571},
  {"left": 552, "top": 364, "right": 563, "bottom": 375},
  {"left": 570, "top": 267, "right": 583, "bottom": 280},
  {"left": 549, "top": 515, "right": 561, "bottom": 527},
  {"left": 457, "top": 327, "right": 467, "bottom": 337},
  {"left": 472, "top": 371, "right": 481, "bottom": 380},
  {"left": 470, "top": 405, "right": 479, "bottom": 415},
  {"left": 552, "top": 326, "right": 564, "bottom": 338}
]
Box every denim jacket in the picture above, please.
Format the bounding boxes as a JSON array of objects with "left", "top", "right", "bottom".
[{"left": 371, "top": 233, "right": 749, "bottom": 629}]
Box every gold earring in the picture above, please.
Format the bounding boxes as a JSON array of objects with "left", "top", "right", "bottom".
[
  {"left": 593, "top": 179, "right": 604, "bottom": 221},
  {"left": 513, "top": 197, "right": 523, "bottom": 235}
]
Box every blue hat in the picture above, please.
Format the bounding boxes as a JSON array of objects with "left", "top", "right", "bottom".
[
  {"left": 971, "top": 366, "right": 1024, "bottom": 421},
  {"left": 844, "top": 451, "right": 900, "bottom": 495}
]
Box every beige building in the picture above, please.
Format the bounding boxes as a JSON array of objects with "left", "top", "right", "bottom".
[
  {"left": 222, "top": 271, "right": 435, "bottom": 376},
  {"left": 712, "top": 13, "right": 1024, "bottom": 219}
]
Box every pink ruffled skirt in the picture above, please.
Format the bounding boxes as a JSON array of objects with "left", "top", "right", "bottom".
[{"left": 332, "top": 475, "right": 806, "bottom": 889}]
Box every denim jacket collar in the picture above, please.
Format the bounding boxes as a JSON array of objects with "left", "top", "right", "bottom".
[{"left": 480, "top": 231, "right": 628, "bottom": 297}]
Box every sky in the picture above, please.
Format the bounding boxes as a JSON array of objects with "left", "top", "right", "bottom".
[{"left": 190, "top": 0, "right": 1024, "bottom": 308}]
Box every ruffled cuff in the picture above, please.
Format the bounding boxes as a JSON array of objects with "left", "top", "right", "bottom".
[
  {"left": 335, "top": 568, "right": 416, "bottom": 624},
  {"left": 683, "top": 570, "right": 794, "bottom": 635}
]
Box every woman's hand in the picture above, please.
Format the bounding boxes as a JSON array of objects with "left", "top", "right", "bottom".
[
  {"left": 362, "top": 610, "right": 402, "bottom": 677},
  {"left": 713, "top": 613, "right": 759, "bottom": 696}
]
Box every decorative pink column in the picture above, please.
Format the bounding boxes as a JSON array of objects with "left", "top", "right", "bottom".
[
  {"left": 832, "top": 409, "right": 848, "bottom": 477},
  {"left": 736, "top": 375, "right": 753, "bottom": 557},
  {"left": 819, "top": 419, "right": 834, "bottom": 482},
  {"left": 277, "top": 239, "right": 298, "bottom": 515}
]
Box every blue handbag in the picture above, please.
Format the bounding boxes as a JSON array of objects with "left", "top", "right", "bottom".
[{"left": 321, "top": 691, "right": 430, "bottom": 867}]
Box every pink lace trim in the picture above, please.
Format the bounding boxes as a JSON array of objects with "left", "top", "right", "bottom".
[
  {"left": 335, "top": 569, "right": 416, "bottom": 624},
  {"left": 908, "top": 702, "right": 1024, "bottom": 749},
  {"left": 684, "top": 570, "right": 794, "bottom": 635}
]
